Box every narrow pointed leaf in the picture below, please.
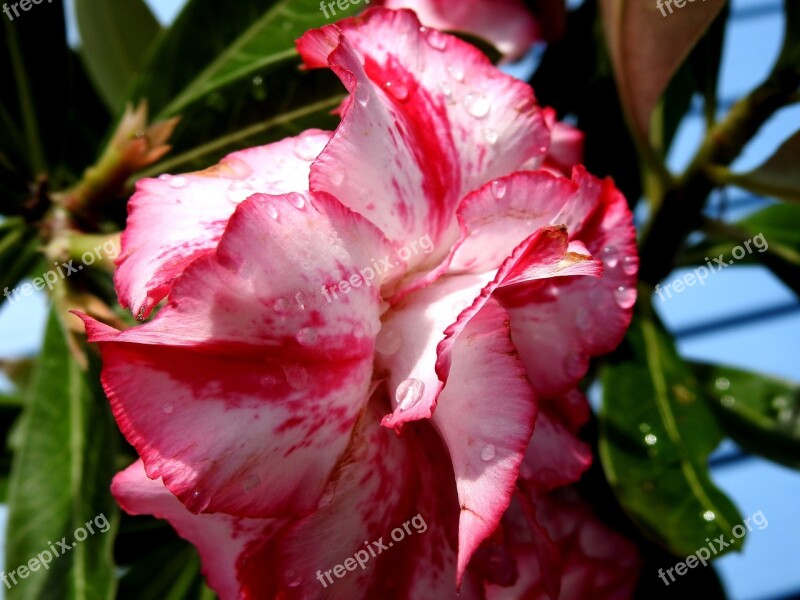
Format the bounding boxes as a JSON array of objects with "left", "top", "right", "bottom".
[
  {"left": 724, "top": 130, "right": 800, "bottom": 203},
  {"left": 693, "top": 362, "right": 800, "bottom": 469},
  {"left": 600, "top": 309, "right": 743, "bottom": 556},
  {"left": 5, "top": 310, "right": 118, "bottom": 600}
]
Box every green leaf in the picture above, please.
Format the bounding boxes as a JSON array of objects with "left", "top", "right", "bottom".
[
  {"left": 131, "top": 0, "right": 363, "bottom": 119},
  {"left": 737, "top": 203, "right": 800, "bottom": 265},
  {"left": 74, "top": 0, "right": 160, "bottom": 112},
  {"left": 4, "top": 309, "right": 118, "bottom": 600},
  {"left": 599, "top": 0, "right": 727, "bottom": 144},
  {"left": 692, "top": 362, "right": 800, "bottom": 469},
  {"left": 721, "top": 130, "right": 800, "bottom": 203},
  {"left": 0, "top": 218, "right": 43, "bottom": 308},
  {"left": 599, "top": 308, "right": 743, "bottom": 556}
]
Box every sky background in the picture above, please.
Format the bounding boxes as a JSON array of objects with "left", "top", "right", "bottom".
[{"left": 1, "top": 0, "right": 798, "bottom": 598}]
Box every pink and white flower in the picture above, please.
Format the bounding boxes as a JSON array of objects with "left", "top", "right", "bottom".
[{"left": 83, "top": 8, "right": 640, "bottom": 598}]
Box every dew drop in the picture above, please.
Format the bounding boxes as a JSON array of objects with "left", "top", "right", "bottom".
[
  {"left": 262, "top": 201, "right": 279, "bottom": 220},
  {"left": 644, "top": 433, "right": 657, "bottom": 446},
  {"left": 296, "top": 327, "right": 318, "bottom": 346},
  {"left": 396, "top": 378, "right": 425, "bottom": 411},
  {"left": 295, "top": 292, "right": 307, "bottom": 309},
  {"left": 227, "top": 181, "right": 253, "bottom": 203},
  {"left": 426, "top": 29, "right": 448, "bottom": 50},
  {"left": 376, "top": 328, "right": 403, "bottom": 355},
  {"left": 464, "top": 92, "right": 491, "bottom": 118},
  {"left": 168, "top": 176, "right": 189, "bottom": 189},
  {"left": 602, "top": 246, "right": 619, "bottom": 268},
  {"left": 720, "top": 395, "right": 735, "bottom": 408},
  {"left": 614, "top": 286, "right": 637, "bottom": 309},
  {"left": 639, "top": 422, "right": 651, "bottom": 433},
  {"left": 275, "top": 298, "right": 292, "bottom": 314},
  {"left": 383, "top": 80, "right": 409, "bottom": 101},
  {"left": 352, "top": 323, "right": 366, "bottom": 339},
  {"left": 447, "top": 65, "right": 464, "bottom": 82},
  {"left": 288, "top": 194, "right": 306, "bottom": 209},
  {"left": 354, "top": 84, "right": 371, "bottom": 107},
  {"left": 285, "top": 570, "right": 302, "bottom": 588},
  {"left": 162, "top": 402, "right": 174, "bottom": 415},
  {"left": 491, "top": 179, "right": 507, "bottom": 199},
  {"left": 483, "top": 128, "right": 498, "bottom": 144},
  {"left": 715, "top": 377, "right": 731, "bottom": 391},
  {"left": 564, "top": 353, "right": 585, "bottom": 379},
  {"left": 702, "top": 510, "right": 716, "bottom": 522},
  {"left": 438, "top": 81, "right": 453, "bottom": 100},
  {"left": 283, "top": 364, "right": 309, "bottom": 390},
  {"left": 242, "top": 474, "right": 261, "bottom": 493},
  {"left": 480, "top": 444, "right": 496, "bottom": 462},
  {"left": 772, "top": 395, "right": 789, "bottom": 409},
  {"left": 251, "top": 75, "right": 266, "bottom": 101},
  {"left": 622, "top": 255, "right": 637, "bottom": 275},
  {"left": 294, "top": 136, "right": 320, "bottom": 161}
]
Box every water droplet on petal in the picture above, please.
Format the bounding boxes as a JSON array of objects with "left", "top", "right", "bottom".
[
  {"left": 295, "top": 292, "right": 307, "bottom": 309},
  {"left": 438, "top": 81, "right": 453, "bottom": 101},
  {"left": 483, "top": 128, "right": 498, "bottom": 144},
  {"left": 354, "top": 84, "right": 370, "bottom": 107},
  {"left": 614, "top": 286, "right": 637, "bottom": 309},
  {"left": 622, "top": 255, "right": 637, "bottom": 275},
  {"left": 168, "top": 176, "right": 189, "bottom": 189},
  {"left": 447, "top": 65, "right": 464, "bottom": 82},
  {"left": 464, "top": 92, "right": 491, "bottom": 118},
  {"left": 602, "top": 246, "right": 619, "bottom": 268},
  {"left": 715, "top": 377, "right": 730, "bottom": 391},
  {"left": 288, "top": 194, "right": 306, "bottom": 209},
  {"left": 426, "top": 29, "right": 448, "bottom": 50},
  {"left": 273, "top": 298, "right": 290, "bottom": 314},
  {"left": 264, "top": 203, "right": 280, "bottom": 220},
  {"left": 352, "top": 323, "right": 366, "bottom": 339},
  {"left": 376, "top": 328, "right": 402, "bottom": 355},
  {"left": 294, "top": 136, "right": 321, "bottom": 161},
  {"left": 702, "top": 510, "right": 716, "bottom": 522},
  {"left": 227, "top": 181, "right": 253, "bottom": 204},
  {"left": 480, "top": 444, "right": 496, "bottom": 461},
  {"left": 162, "top": 402, "right": 174, "bottom": 415},
  {"left": 285, "top": 570, "right": 302, "bottom": 588},
  {"left": 396, "top": 378, "right": 425, "bottom": 411},
  {"left": 491, "top": 179, "right": 507, "bottom": 199},
  {"left": 283, "top": 364, "right": 309, "bottom": 390},
  {"left": 296, "top": 327, "right": 318, "bottom": 346},
  {"left": 383, "top": 80, "right": 409, "bottom": 101},
  {"left": 242, "top": 474, "right": 261, "bottom": 493}
]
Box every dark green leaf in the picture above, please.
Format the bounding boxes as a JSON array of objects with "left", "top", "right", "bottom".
[
  {"left": 600, "top": 308, "right": 743, "bottom": 556},
  {"left": 5, "top": 310, "right": 118, "bottom": 600},
  {"left": 692, "top": 362, "right": 800, "bottom": 469},
  {"left": 738, "top": 203, "right": 800, "bottom": 265},
  {"left": 723, "top": 130, "right": 800, "bottom": 204},
  {"left": 74, "top": 0, "right": 160, "bottom": 111},
  {"left": 0, "top": 218, "right": 43, "bottom": 308}
]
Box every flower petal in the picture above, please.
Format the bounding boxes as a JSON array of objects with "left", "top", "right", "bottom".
[
  {"left": 112, "top": 460, "right": 288, "bottom": 600},
  {"left": 85, "top": 193, "right": 391, "bottom": 518},
  {"left": 381, "top": 0, "right": 539, "bottom": 59},
  {"left": 115, "top": 131, "right": 331, "bottom": 318},
  {"left": 298, "top": 8, "right": 550, "bottom": 265}
]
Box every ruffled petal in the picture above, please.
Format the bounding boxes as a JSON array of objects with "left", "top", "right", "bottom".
[
  {"left": 85, "top": 193, "right": 391, "bottom": 519},
  {"left": 381, "top": 0, "right": 539, "bottom": 60},
  {"left": 297, "top": 8, "right": 550, "bottom": 268},
  {"left": 112, "top": 460, "right": 288, "bottom": 600},
  {"left": 115, "top": 131, "right": 331, "bottom": 318}
]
